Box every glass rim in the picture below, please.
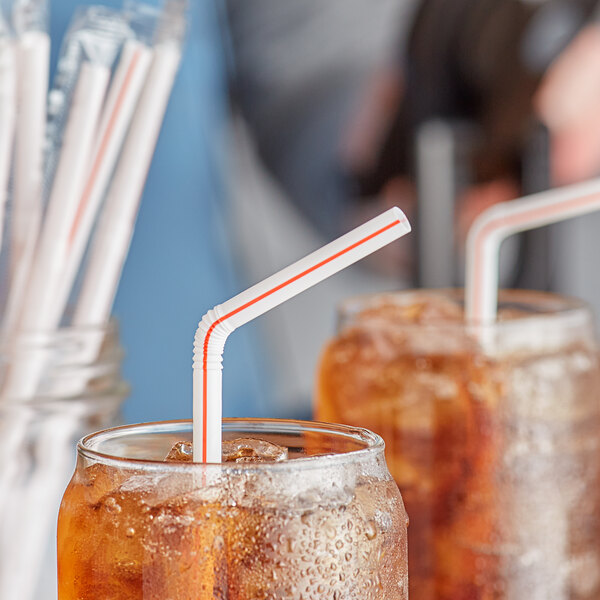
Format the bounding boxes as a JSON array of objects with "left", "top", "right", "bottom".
[
  {"left": 0, "top": 381, "right": 130, "bottom": 408},
  {"left": 0, "top": 317, "right": 126, "bottom": 405},
  {"left": 337, "top": 288, "right": 591, "bottom": 329},
  {"left": 78, "top": 418, "right": 385, "bottom": 471},
  {"left": 0, "top": 317, "right": 119, "bottom": 346}
]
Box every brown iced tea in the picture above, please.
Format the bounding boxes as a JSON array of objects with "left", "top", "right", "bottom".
[
  {"left": 58, "top": 419, "right": 408, "bottom": 599},
  {"left": 316, "top": 290, "right": 600, "bottom": 600}
]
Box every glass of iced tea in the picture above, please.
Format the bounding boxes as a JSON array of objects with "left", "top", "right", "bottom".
[
  {"left": 57, "top": 418, "right": 408, "bottom": 599},
  {"left": 317, "top": 289, "right": 600, "bottom": 600}
]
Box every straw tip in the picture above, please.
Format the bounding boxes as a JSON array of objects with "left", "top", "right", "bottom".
[{"left": 391, "top": 206, "right": 411, "bottom": 233}]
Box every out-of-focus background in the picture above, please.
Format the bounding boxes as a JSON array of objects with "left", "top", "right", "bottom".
[
  {"left": 5, "top": 2, "right": 600, "bottom": 597},
  {"left": 50, "top": 0, "right": 600, "bottom": 424}
]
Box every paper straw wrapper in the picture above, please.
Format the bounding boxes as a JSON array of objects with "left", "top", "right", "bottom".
[
  {"left": 466, "top": 177, "right": 600, "bottom": 324},
  {"left": 193, "top": 208, "right": 411, "bottom": 463}
]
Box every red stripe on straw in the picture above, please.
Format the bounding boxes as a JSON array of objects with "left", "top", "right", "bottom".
[
  {"left": 68, "top": 49, "right": 143, "bottom": 244},
  {"left": 472, "top": 191, "right": 600, "bottom": 319},
  {"left": 201, "top": 218, "right": 405, "bottom": 462}
]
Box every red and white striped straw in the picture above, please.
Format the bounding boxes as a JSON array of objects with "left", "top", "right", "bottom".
[
  {"left": 193, "top": 207, "right": 411, "bottom": 462},
  {"left": 49, "top": 40, "right": 152, "bottom": 330},
  {"left": 466, "top": 177, "right": 600, "bottom": 324},
  {"left": 73, "top": 40, "right": 181, "bottom": 329}
]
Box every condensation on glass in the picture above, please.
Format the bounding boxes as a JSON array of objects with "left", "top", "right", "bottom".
[
  {"left": 58, "top": 419, "right": 409, "bottom": 599},
  {"left": 317, "top": 289, "right": 600, "bottom": 600}
]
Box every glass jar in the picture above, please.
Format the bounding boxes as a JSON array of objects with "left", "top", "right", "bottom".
[
  {"left": 316, "top": 289, "right": 600, "bottom": 600},
  {"left": 58, "top": 418, "right": 409, "bottom": 599},
  {"left": 0, "top": 322, "right": 128, "bottom": 600}
]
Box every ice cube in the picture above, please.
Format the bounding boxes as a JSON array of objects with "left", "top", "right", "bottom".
[
  {"left": 222, "top": 438, "right": 288, "bottom": 463},
  {"left": 165, "top": 441, "right": 193, "bottom": 462},
  {"left": 164, "top": 438, "right": 288, "bottom": 464}
]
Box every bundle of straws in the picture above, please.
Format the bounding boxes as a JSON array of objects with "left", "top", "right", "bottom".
[
  {"left": 0, "top": 1, "right": 185, "bottom": 597},
  {"left": 0, "top": 0, "right": 186, "bottom": 398}
]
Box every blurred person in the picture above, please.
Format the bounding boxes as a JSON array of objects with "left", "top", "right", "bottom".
[
  {"left": 221, "top": 0, "right": 600, "bottom": 414},
  {"left": 225, "top": 0, "right": 600, "bottom": 288}
]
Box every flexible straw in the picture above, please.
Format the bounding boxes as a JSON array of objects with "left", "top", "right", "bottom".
[
  {"left": 193, "top": 207, "right": 411, "bottom": 462},
  {"left": 2, "top": 61, "right": 110, "bottom": 400},
  {"left": 466, "top": 177, "right": 600, "bottom": 323},
  {"left": 49, "top": 41, "right": 153, "bottom": 330},
  {"left": 73, "top": 40, "right": 182, "bottom": 329},
  {"left": 0, "top": 37, "right": 16, "bottom": 252}
]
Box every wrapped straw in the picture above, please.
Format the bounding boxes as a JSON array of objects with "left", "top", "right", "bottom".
[
  {"left": 0, "top": 60, "right": 112, "bottom": 597},
  {"left": 2, "top": 7, "right": 133, "bottom": 399},
  {"left": 193, "top": 208, "right": 411, "bottom": 462},
  {"left": 0, "top": 8, "right": 145, "bottom": 537},
  {"left": 0, "top": 25, "right": 16, "bottom": 252},
  {"left": 1, "top": 14, "right": 129, "bottom": 596},
  {"left": 0, "top": 5, "right": 186, "bottom": 600},
  {"left": 3, "top": 0, "right": 49, "bottom": 334},
  {"left": 73, "top": 6, "right": 185, "bottom": 329},
  {"left": 50, "top": 39, "right": 153, "bottom": 331},
  {"left": 466, "top": 177, "right": 600, "bottom": 324},
  {"left": 2, "top": 61, "right": 111, "bottom": 400}
]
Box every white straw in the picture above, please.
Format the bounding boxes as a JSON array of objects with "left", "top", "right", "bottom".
[
  {"left": 0, "top": 61, "right": 110, "bottom": 550},
  {"left": 3, "top": 31, "right": 50, "bottom": 334},
  {"left": 73, "top": 41, "right": 181, "bottom": 329},
  {"left": 49, "top": 41, "right": 153, "bottom": 330},
  {"left": 466, "top": 177, "right": 600, "bottom": 324},
  {"left": 0, "top": 38, "right": 16, "bottom": 252},
  {"left": 2, "top": 61, "right": 110, "bottom": 400},
  {"left": 10, "top": 30, "right": 49, "bottom": 279},
  {"left": 193, "top": 207, "right": 411, "bottom": 462}
]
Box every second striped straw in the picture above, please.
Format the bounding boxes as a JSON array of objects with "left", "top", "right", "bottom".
[
  {"left": 193, "top": 207, "right": 411, "bottom": 463},
  {"left": 466, "top": 177, "right": 600, "bottom": 324}
]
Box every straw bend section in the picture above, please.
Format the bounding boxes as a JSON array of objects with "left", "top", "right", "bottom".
[
  {"left": 466, "top": 177, "right": 600, "bottom": 324},
  {"left": 193, "top": 207, "right": 411, "bottom": 463}
]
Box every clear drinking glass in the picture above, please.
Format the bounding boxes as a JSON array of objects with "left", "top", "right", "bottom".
[
  {"left": 0, "top": 323, "right": 127, "bottom": 600},
  {"left": 316, "top": 289, "right": 600, "bottom": 600},
  {"left": 57, "top": 418, "right": 409, "bottom": 599}
]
